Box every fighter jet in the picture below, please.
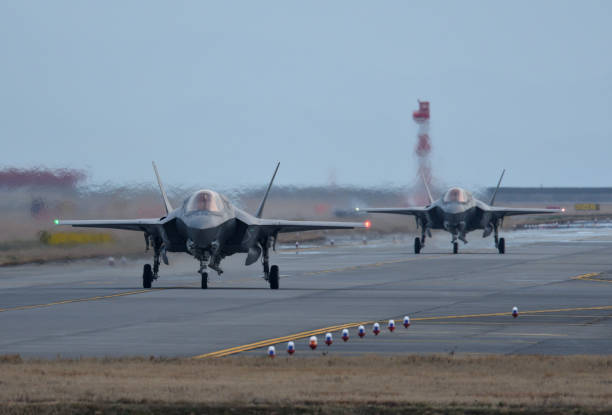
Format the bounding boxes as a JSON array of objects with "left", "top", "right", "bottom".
[
  {"left": 55, "top": 162, "right": 366, "bottom": 289},
  {"left": 366, "top": 170, "right": 561, "bottom": 254}
]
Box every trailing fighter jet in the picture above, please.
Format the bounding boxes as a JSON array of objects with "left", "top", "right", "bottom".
[
  {"left": 366, "top": 170, "right": 561, "bottom": 254},
  {"left": 55, "top": 162, "right": 366, "bottom": 289}
]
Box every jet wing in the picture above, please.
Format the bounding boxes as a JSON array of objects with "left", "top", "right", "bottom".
[
  {"left": 55, "top": 218, "right": 166, "bottom": 232},
  {"left": 254, "top": 219, "right": 366, "bottom": 234},
  {"left": 485, "top": 207, "right": 562, "bottom": 218},
  {"left": 365, "top": 207, "right": 430, "bottom": 216}
]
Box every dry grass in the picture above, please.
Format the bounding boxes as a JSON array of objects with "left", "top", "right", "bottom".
[{"left": 0, "top": 354, "right": 611, "bottom": 414}]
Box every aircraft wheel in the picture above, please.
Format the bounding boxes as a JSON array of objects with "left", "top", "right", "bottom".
[
  {"left": 201, "top": 272, "right": 208, "bottom": 289},
  {"left": 143, "top": 264, "right": 153, "bottom": 289},
  {"left": 269, "top": 265, "right": 279, "bottom": 290},
  {"left": 498, "top": 238, "right": 506, "bottom": 254},
  {"left": 453, "top": 242, "right": 458, "bottom": 255},
  {"left": 414, "top": 237, "right": 421, "bottom": 254}
]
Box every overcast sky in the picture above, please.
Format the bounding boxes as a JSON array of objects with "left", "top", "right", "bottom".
[{"left": 1, "top": 1, "right": 611, "bottom": 189}]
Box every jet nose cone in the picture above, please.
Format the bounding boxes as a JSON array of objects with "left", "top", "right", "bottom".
[{"left": 444, "top": 202, "right": 466, "bottom": 215}]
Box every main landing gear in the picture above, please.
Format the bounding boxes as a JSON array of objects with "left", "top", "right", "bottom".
[
  {"left": 414, "top": 225, "right": 429, "bottom": 254},
  {"left": 262, "top": 243, "right": 279, "bottom": 289},
  {"left": 494, "top": 226, "right": 506, "bottom": 254},
  {"left": 453, "top": 242, "right": 459, "bottom": 254},
  {"left": 142, "top": 236, "right": 164, "bottom": 288},
  {"left": 143, "top": 264, "right": 153, "bottom": 288},
  {"left": 497, "top": 237, "right": 506, "bottom": 254}
]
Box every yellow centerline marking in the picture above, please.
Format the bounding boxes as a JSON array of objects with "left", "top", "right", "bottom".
[
  {"left": 195, "top": 304, "right": 612, "bottom": 358},
  {"left": 0, "top": 288, "right": 164, "bottom": 313},
  {"left": 572, "top": 272, "right": 612, "bottom": 283}
]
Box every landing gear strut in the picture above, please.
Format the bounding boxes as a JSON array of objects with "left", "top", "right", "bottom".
[
  {"left": 262, "top": 242, "right": 279, "bottom": 289},
  {"left": 142, "top": 237, "right": 163, "bottom": 288},
  {"left": 494, "top": 225, "right": 506, "bottom": 254}
]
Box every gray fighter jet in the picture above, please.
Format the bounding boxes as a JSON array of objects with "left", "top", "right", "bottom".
[
  {"left": 366, "top": 170, "right": 561, "bottom": 254},
  {"left": 56, "top": 162, "right": 366, "bottom": 289}
]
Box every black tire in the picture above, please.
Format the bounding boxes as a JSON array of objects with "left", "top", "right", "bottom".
[
  {"left": 498, "top": 238, "right": 506, "bottom": 254},
  {"left": 201, "top": 272, "right": 208, "bottom": 289},
  {"left": 143, "top": 264, "right": 153, "bottom": 289},
  {"left": 453, "top": 242, "right": 458, "bottom": 255},
  {"left": 269, "top": 265, "right": 279, "bottom": 290},
  {"left": 414, "top": 237, "right": 421, "bottom": 254}
]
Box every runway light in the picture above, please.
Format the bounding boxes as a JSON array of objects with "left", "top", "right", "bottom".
[
  {"left": 325, "top": 332, "right": 333, "bottom": 346},
  {"left": 364, "top": 220, "right": 371, "bottom": 229},
  {"left": 373, "top": 322, "right": 380, "bottom": 336},
  {"left": 309, "top": 336, "right": 318, "bottom": 350},
  {"left": 358, "top": 325, "right": 366, "bottom": 338},
  {"left": 388, "top": 319, "right": 395, "bottom": 332},
  {"left": 342, "top": 328, "right": 349, "bottom": 342},
  {"left": 53, "top": 219, "right": 60, "bottom": 225},
  {"left": 287, "top": 341, "right": 295, "bottom": 355},
  {"left": 403, "top": 316, "right": 411, "bottom": 328},
  {"left": 512, "top": 306, "right": 519, "bottom": 318},
  {"left": 268, "top": 346, "right": 276, "bottom": 358}
]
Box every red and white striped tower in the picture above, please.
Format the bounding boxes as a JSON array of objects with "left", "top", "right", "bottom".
[{"left": 413, "top": 101, "right": 432, "bottom": 205}]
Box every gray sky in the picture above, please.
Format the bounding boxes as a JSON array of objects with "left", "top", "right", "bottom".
[{"left": 1, "top": 1, "right": 611, "bottom": 189}]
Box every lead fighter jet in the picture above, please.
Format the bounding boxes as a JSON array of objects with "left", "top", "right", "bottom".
[
  {"left": 56, "top": 162, "right": 365, "bottom": 289},
  {"left": 366, "top": 170, "right": 561, "bottom": 254}
]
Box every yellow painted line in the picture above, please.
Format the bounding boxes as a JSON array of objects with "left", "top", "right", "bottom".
[
  {"left": 0, "top": 288, "right": 164, "bottom": 313},
  {"left": 572, "top": 272, "right": 612, "bottom": 283},
  {"left": 196, "top": 304, "right": 612, "bottom": 358},
  {"left": 194, "top": 321, "right": 373, "bottom": 358}
]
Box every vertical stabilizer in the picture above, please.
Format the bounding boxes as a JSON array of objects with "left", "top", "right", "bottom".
[
  {"left": 256, "top": 162, "right": 280, "bottom": 218},
  {"left": 489, "top": 169, "right": 506, "bottom": 206},
  {"left": 152, "top": 161, "right": 173, "bottom": 214},
  {"left": 421, "top": 173, "right": 434, "bottom": 205}
]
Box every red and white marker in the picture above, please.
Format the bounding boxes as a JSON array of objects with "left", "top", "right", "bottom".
[
  {"left": 325, "top": 332, "right": 333, "bottom": 346},
  {"left": 512, "top": 306, "right": 519, "bottom": 318},
  {"left": 403, "top": 316, "right": 411, "bottom": 328},
  {"left": 287, "top": 341, "right": 295, "bottom": 355},
  {"left": 358, "top": 325, "right": 366, "bottom": 338},
  {"left": 268, "top": 346, "right": 276, "bottom": 358},
  {"left": 309, "top": 336, "right": 318, "bottom": 350},
  {"left": 373, "top": 322, "right": 380, "bottom": 335},
  {"left": 388, "top": 319, "right": 395, "bottom": 332},
  {"left": 341, "top": 328, "right": 349, "bottom": 342}
]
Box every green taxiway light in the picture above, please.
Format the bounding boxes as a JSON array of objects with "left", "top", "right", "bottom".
[{"left": 54, "top": 219, "right": 60, "bottom": 225}]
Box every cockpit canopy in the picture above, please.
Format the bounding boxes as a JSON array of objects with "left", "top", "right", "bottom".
[
  {"left": 443, "top": 187, "right": 471, "bottom": 204},
  {"left": 185, "top": 190, "right": 223, "bottom": 213}
]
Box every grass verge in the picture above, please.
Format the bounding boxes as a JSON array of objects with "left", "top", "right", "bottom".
[{"left": 1, "top": 354, "right": 611, "bottom": 414}]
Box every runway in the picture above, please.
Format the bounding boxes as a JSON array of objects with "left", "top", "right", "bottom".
[{"left": 1, "top": 230, "right": 611, "bottom": 358}]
